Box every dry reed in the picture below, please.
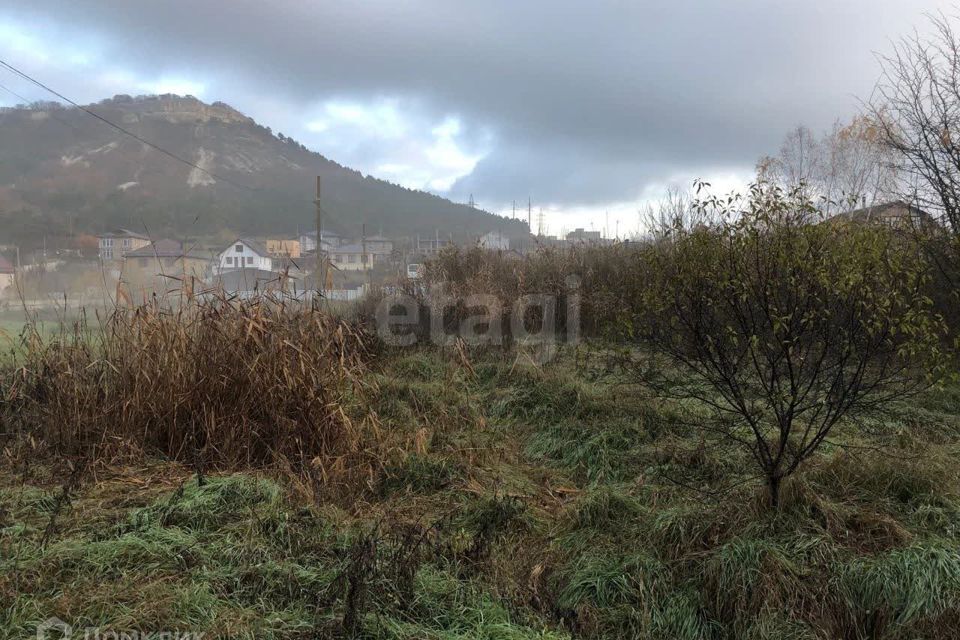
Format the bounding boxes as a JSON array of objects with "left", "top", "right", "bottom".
[{"left": 2, "top": 293, "right": 375, "bottom": 474}]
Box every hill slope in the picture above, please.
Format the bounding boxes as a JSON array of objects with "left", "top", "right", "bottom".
[{"left": 0, "top": 94, "right": 526, "bottom": 248}]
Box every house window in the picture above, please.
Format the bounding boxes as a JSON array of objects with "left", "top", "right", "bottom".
[
  {"left": 236, "top": 244, "right": 244, "bottom": 253},
  {"left": 348, "top": 254, "right": 357, "bottom": 263},
  {"left": 226, "top": 257, "right": 233, "bottom": 266},
  {"left": 103, "top": 249, "right": 112, "bottom": 260},
  {"left": 246, "top": 256, "right": 253, "bottom": 265},
  {"left": 122, "top": 239, "right": 131, "bottom": 248},
  {"left": 139, "top": 257, "right": 148, "bottom": 267}
]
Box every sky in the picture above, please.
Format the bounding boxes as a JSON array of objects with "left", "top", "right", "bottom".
[{"left": 0, "top": 0, "right": 953, "bottom": 236}]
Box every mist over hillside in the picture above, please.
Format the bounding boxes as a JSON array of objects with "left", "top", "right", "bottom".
[{"left": 0, "top": 94, "right": 527, "bottom": 248}]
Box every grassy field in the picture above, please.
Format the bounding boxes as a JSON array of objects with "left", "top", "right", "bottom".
[
  {"left": 0, "top": 312, "right": 87, "bottom": 360},
  {"left": 3, "top": 346, "right": 960, "bottom": 639}
]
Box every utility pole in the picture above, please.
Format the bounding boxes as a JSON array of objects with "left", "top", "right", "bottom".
[
  {"left": 512, "top": 200, "right": 516, "bottom": 219},
  {"left": 361, "top": 223, "right": 367, "bottom": 266},
  {"left": 527, "top": 197, "right": 532, "bottom": 233},
  {"left": 361, "top": 223, "right": 370, "bottom": 287},
  {"left": 314, "top": 176, "right": 323, "bottom": 293}
]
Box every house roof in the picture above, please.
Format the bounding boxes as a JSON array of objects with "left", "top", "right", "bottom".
[
  {"left": 221, "top": 238, "right": 270, "bottom": 257},
  {"left": 0, "top": 254, "right": 14, "bottom": 274},
  {"left": 99, "top": 228, "right": 150, "bottom": 240},
  {"left": 209, "top": 268, "right": 293, "bottom": 293},
  {"left": 834, "top": 201, "right": 933, "bottom": 224},
  {"left": 126, "top": 239, "right": 208, "bottom": 260}
]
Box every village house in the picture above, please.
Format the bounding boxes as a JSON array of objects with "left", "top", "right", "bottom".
[
  {"left": 217, "top": 239, "right": 273, "bottom": 273},
  {"left": 364, "top": 234, "right": 394, "bottom": 257},
  {"left": 299, "top": 230, "right": 344, "bottom": 253},
  {"left": 328, "top": 243, "right": 374, "bottom": 271},
  {"left": 98, "top": 229, "right": 151, "bottom": 261},
  {"left": 415, "top": 235, "right": 452, "bottom": 257},
  {"left": 566, "top": 228, "right": 603, "bottom": 243},
  {"left": 122, "top": 239, "right": 210, "bottom": 294},
  {"left": 830, "top": 201, "right": 934, "bottom": 229},
  {"left": 265, "top": 239, "right": 301, "bottom": 258}
]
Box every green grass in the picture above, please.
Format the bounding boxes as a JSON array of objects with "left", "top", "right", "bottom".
[{"left": 4, "top": 346, "right": 960, "bottom": 639}]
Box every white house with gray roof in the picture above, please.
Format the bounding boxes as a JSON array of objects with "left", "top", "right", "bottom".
[{"left": 216, "top": 239, "right": 273, "bottom": 273}]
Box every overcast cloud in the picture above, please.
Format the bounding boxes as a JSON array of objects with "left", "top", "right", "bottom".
[{"left": 0, "top": 1, "right": 952, "bottom": 234}]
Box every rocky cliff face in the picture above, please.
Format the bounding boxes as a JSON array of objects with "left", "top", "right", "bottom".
[{"left": 0, "top": 95, "right": 524, "bottom": 246}]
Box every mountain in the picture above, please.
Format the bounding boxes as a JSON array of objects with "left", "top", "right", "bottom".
[{"left": 0, "top": 94, "right": 526, "bottom": 249}]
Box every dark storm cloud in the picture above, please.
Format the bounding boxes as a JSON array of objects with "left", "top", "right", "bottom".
[{"left": 0, "top": 0, "right": 952, "bottom": 206}]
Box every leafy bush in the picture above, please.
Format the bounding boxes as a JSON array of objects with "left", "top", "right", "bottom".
[{"left": 632, "top": 183, "right": 947, "bottom": 508}]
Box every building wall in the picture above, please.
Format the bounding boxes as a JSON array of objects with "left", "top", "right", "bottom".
[
  {"left": 366, "top": 240, "right": 393, "bottom": 254},
  {"left": 0, "top": 272, "right": 14, "bottom": 294},
  {"left": 329, "top": 251, "right": 371, "bottom": 271},
  {"left": 125, "top": 256, "right": 209, "bottom": 283},
  {"left": 299, "top": 233, "right": 316, "bottom": 253},
  {"left": 218, "top": 241, "right": 272, "bottom": 271},
  {"left": 122, "top": 256, "right": 209, "bottom": 298},
  {"left": 299, "top": 233, "right": 343, "bottom": 253},
  {"left": 99, "top": 236, "right": 150, "bottom": 261},
  {"left": 415, "top": 239, "right": 451, "bottom": 256},
  {"left": 266, "top": 239, "right": 301, "bottom": 258}
]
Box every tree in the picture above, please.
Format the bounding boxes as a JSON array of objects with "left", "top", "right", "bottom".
[
  {"left": 821, "top": 117, "right": 898, "bottom": 212},
  {"left": 872, "top": 12, "right": 960, "bottom": 233},
  {"left": 634, "top": 183, "right": 946, "bottom": 508},
  {"left": 759, "top": 119, "right": 896, "bottom": 215},
  {"left": 766, "top": 126, "right": 822, "bottom": 201},
  {"left": 638, "top": 186, "right": 702, "bottom": 241}
]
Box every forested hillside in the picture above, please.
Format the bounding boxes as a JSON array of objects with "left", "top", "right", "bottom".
[{"left": 0, "top": 94, "right": 526, "bottom": 248}]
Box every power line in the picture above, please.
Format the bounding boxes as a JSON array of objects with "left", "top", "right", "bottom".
[
  {"left": 0, "top": 60, "right": 349, "bottom": 235},
  {"left": 0, "top": 80, "right": 39, "bottom": 109},
  {"left": 0, "top": 58, "right": 257, "bottom": 193},
  {"left": 0, "top": 80, "right": 87, "bottom": 137}
]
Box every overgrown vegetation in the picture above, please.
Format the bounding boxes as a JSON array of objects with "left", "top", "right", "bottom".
[
  {"left": 633, "top": 183, "right": 947, "bottom": 507},
  {"left": 2, "top": 178, "right": 959, "bottom": 638},
  {"left": 3, "top": 338, "right": 960, "bottom": 639},
  {"left": 1, "top": 295, "right": 375, "bottom": 479}
]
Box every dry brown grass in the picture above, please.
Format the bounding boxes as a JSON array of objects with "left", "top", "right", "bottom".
[{"left": 1, "top": 294, "right": 377, "bottom": 478}]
